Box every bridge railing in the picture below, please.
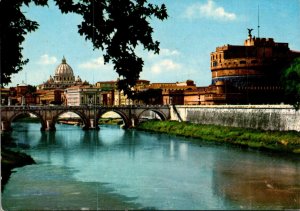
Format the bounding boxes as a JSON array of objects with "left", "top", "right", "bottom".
[{"left": 0, "top": 104, "right": 170, "bottom": 110}]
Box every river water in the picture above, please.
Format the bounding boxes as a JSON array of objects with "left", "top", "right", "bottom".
[{"left": 2, "top": 121, "right": 300, "bottom": 210}]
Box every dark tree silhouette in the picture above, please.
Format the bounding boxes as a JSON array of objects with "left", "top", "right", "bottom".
[
  {"left": 282, "top": 57, "right": 300, "bottom": 110},
  {"left": 132, "top": 88, "right": 162, "bottom": 104},
  {"left": 0, "top": 0, "right": 168, "bottom": 97},
  {"left": 0, "top": 0, "right": 48, "bottom": 85}
]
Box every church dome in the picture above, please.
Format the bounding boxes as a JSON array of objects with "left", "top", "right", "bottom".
[
  {"left": 55, "top": 57, "right": 74, "bottom": 76},
  {"left": 53, "top": 56, "right": 75, "bottom": 83}
]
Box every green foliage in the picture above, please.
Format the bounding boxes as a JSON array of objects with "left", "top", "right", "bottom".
[
  {"left": 282, "top": 57, "right": 300, "bottom": 110},
  {"left": 1, "top": 0, "right": 168, "bottom": 97},
  {"left": 138, "top": 120, "right": 300, "bottom": 153},
  {"left": 27, "top": 85, "right": 37, "bottom": 94},
  {"left": 0, "top": 0, "right": 48, "bottom": 85}
]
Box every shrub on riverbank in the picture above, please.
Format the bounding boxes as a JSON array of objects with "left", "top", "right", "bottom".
[
  {"left": 98, "top": 118, "right": 123, "bottom": 125},
  {"left": 137, "top": 120, "right": 300, "bottom": 153},
  {"left": 1, "top": 148, "right": 36, "bottom": 192}
]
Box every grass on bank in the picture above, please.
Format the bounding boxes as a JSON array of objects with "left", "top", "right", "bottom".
[{"left": 137, "top": 120, "right": 300, "bottom": 153}]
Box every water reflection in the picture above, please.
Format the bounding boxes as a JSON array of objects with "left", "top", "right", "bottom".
[
  {"left": 212, "top": 150, "right": 300, "bottom": 209},
  {"left": 3, "top": 122, "right": 300, "bottom": 210}
]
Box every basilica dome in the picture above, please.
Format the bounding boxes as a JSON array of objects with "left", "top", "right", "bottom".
[
  {"left": 55, "top": 57, "right": 74, "bottom": 76},
  {"left": 38, "top": 56, "right": 85, "bottom": 90},
  {"left": 54, "top": 57, "right": 75, "bottom": 83}
]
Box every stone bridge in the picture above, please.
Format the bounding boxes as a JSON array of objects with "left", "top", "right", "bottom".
[{"left": 0, "top": 105, "right": 170, "bottom": 132}]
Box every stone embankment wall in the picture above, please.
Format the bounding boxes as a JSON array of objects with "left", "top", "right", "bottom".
[{"left": 170, "top": 105, "right": 300, "bottom": 132}]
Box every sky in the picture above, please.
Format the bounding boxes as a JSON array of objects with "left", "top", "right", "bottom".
[{"left": 7, "top": 0, "right": 300, "bottom": 87}]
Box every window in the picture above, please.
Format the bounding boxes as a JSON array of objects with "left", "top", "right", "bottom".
[{"left": 240, "top": 61, "right": 246, "bottom": 64}]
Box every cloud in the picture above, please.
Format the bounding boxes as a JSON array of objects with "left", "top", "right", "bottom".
[
  {"left": 78, "top": 57, "right": 110, "bottom": 70},
  {"left": 160, "top": 48, "right": 180, "bottom": 56},
  {"left": 151, "top": 59, "right": 181, "bottom": 74},
  {"left": 148, "top": 48, "right": 180, "bottom": 59},
  {"left": 184, "top": 0, "right": 236, "bottom": 21},
  {"left": 38, "top": 54, "right": 57, "bottom": 65}
]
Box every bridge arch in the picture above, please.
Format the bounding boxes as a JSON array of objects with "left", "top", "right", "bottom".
[
  {"left": 97, "top": 109, "right": 131, "bottom": 128},
  {"left": 0, "top": 105, "right": 170, "bottom": 132},
  {"left": 8, "top": 110, "right": 46, "bottom": 131},
  {"left": 136, "top": 108, "right": 167, "bottom": 124},
  {"left": 52, "top": 110, "right": 90, "bottom": 130}
]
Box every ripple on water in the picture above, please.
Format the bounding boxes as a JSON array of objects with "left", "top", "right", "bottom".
[{"left": 2, "top": 164, "right": 142, "bottom": 210}]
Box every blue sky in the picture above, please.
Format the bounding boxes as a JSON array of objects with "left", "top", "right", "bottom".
[{"left": 8, "top": 0, "right": 300, "bottom": 87}]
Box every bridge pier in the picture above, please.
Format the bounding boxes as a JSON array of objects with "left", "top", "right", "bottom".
[
  {"left": 1, "top": 121, "right": 12, "bottom": 132},
  {"left": 89, "top": 119, "right": 99, "bottom": 130},
  {"left": 81, "top": 119, "right": 99, "bottom": 130},
  {"left": 46, "top": 120, "right": 56, "bottom": 131},
  {"left": 131, "top": 118, "right": 139, "bottom": 128}
]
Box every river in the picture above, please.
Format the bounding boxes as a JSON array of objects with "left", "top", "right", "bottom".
[{"left": 2, "top": 121, "right": 300, "bottom": 210}]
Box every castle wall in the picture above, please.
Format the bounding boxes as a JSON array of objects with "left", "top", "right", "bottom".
[{"left": 170, "top": 105, "right": 300, "bottom": 132}]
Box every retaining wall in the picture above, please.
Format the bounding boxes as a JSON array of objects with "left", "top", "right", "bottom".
[{"left": 170, "top": 105, "right": 300, "bottom": 132}]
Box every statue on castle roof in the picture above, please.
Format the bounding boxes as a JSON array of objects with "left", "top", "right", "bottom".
[{"left": 247, "top": 28, "right": 253, "bottom": 37}]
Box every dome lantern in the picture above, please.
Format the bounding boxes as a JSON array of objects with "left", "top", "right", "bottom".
[{"left": 62, "top": 56, "right": 67, "bottom": 64}]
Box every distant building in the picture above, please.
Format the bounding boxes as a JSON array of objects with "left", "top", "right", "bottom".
[
  {"left": 95, "top": 81, "right": 116, "bottom": 105},
  {"left": 147, "top": 80, "right": 197, "bottom": 105},
  {"left": 96, "top": 79, "right": 150, "bottom": 105},
  {"left": 1, "top": 82, "right": 37, "bottom": 105},
  {"left": 38, "top": 57, "right": 86, "bottom": 90},
  {"left": 0, "top": 87, "right": 12, "bottom": 105},
  {"left": 64, "top": 85, "right": 102, "bottom": 106},
  {"left": 36, "top": 57, "right": 89, "bottom": 105},
  {"left": 115, "top": 80, "right": 150, "bottom": 105},
  {"left": 36, "top": 89, "right": 64, "bottom": 105}
]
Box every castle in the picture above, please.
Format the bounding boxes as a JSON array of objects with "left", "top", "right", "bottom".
[{"left": 200, "top": 30, "right": 300, "bottom": 104}]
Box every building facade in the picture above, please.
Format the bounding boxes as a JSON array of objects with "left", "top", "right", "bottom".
[
  {"left": 64, "top": 85, "right": 102, "bottom": 106},
  {"left": 96, "top": 80, "right": 151, "bottom": 105},
  {"left": 36, "top": 89, "right": 64, "bottom": 105},
  {"left": 95, "top": 81, "right": 116, "bottom": 105},
  {"left": 147, "top": 80, "right": 197, "bottom": 105},
  {"left": 1, "top": 83, "right": 37, "bottom": 105}
]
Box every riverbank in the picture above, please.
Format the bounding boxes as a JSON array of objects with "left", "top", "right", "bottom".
[
  {"left": 137, "top": 120, "right": 300, "bottom": 153},
  {"left": 1, "top": 148, "right": 36, "bottom": 192}
]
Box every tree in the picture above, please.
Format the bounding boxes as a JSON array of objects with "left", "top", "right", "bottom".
[
  {"left": 282, "top": 57, "right": 300, "bottom": 110},
  {"left": 0, "top": 0, "right": 48, "bottom": 85},
  {"left": 0, "top": 0, "right": 168, "bottom": 97},
  {"left": 132, "top": 88, "right": 162, "bottom": 104}
]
